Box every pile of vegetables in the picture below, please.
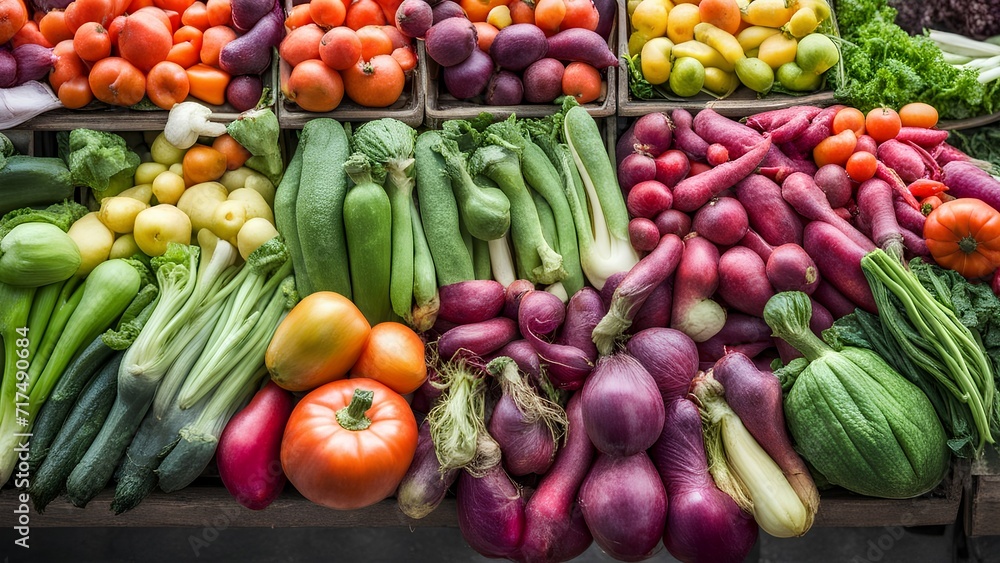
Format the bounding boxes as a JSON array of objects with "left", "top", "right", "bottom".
[
  {"left": 625, "top": 0, "right": 840, "bottom": 99},
  {"left": 1, "top": 0, "right": 281, "bottom": 111},
  {"left": 418, "top": 0, "right": 617, "bottom": 106}
]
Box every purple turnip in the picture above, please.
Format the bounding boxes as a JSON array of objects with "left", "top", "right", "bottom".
[
  {"left": 395, "top": 0, "right": 434, "bottom": 38},
  {"left": 425, "top": 17, "right": 478, "bottom": 67}
]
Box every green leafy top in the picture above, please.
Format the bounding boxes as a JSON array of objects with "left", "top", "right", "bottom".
[
  {"left": 64, "top": 129, "right": 141, "bottom": 197},
  {"left": 0, "top": 201, "right": 88, "bottom": 239},
  {"left": 151, "top": 242, "right": 200, "bottom": 294},
  {"left": 353, "top": 118, "right": 417, "bottom": 173},
  {"left": 226, "top": 107, "right": 283, "bottom": 185},
  {"left": 246, "top": 235, "right": 291, "bottom": 277},
  {"left": 0, "top": 131, "right": 14, "bottom": 168},
  {"left": 102, "top": 283, "right": 159, "bottom": 350},
  {"left": 343, "top": 151, "right": 387, "bottom": 187}
]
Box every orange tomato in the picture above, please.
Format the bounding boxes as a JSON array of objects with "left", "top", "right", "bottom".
[
  {"left": 349, "top": 322, "right": 427, "bottom": 394},
  {"left": 899, "top": 102, "right": 939, "bottom": 129},
  {"left": 561, "top": 0, "right": 597, "bottom": 30},
  {"left": 73, "top": 21, "right": 112, "bottom": 62},
  {"left": 212, "top": 133, "right": 251, "bottom": 170},
  {"left": 699, "top": 0, "right": 740, "bottom": 34},
  {"left": 278, "top": 22, "right": 324, "bottom": 67},
  {"left": 205, "top": 0, "right": 231, "bottom": 27},
  {"left": 0, "top": 0, "right": 29, "bottom": 44},
  {"left": 12, "top": 20, "right": 52, "bottom": 48},
  {"left": 812, "top": 129, "right": 857, "bottom": 168},
  {"left": 285, "top": 4, "right": 314, "bottom": 29},
  {"left": 280, "top": 377, "right": 418, "bottom": 510},
  {"left": 181, "top": 1, "right": 210, "bottom": 30},
  {"left": 266, "top": 291, "right": 372, "bottom": 392},
  {"left": 147, "top": 60, "right": 191, "bottom": 109},
  {"left": 845, "top": 151, "right": 877, "bottom": 183},
  {"left": 167, "top": 40, "right": 201, "bottom": 68},
  {"left": 284, "top": 59, "right": 344, "bottom": 111},
  {"left": 200, "top": 24, "right": 236, "bottom": 66},
  {"left": 473, "top": 21, "right": 499, "bottom": 51},
  {"left": 832, "top": 107, "right": 865, "bottom": 137},
  {"left": 533, "top": 0, "right": 564, "bottom": 35},
  {"left": 88, "top": 57, "right": 147, "bottom": 106},
  {"left": 39, "top": 10, "right": 74, "bottom": 45},
  {"left": 390, "top": 45, "right": 417, "bottom": 73},
  {"left": 561, "top": 61, "right": 601, "bottom": 103},
  {"left": 182, "top": 144, "right": 227, "bottom": 184},
  {"left": 509, "top": 0, "right": 534, "bottom": 24},
  {"left": 342, "top": 54, "right": 404, "bottom": 107},
  {"left": 925, "top": 198, "right": 1000, "bottom": 279},
  {"left": 118, "top": 11, "right": 173, "bottom": 72},
  {"left": 309, "top": 0, "right": 346, "bottom": 28},
  {"left": 49, "top": 39, "right": 87, "bottom": 92},
  {"left": 57, "top": 75, "right": 94, "bottom": 108},
  {"left": 319, "top": 26, "right": 362, "bottom": 70},
  {"left": 186, "top": 62, "right": 230, "bottom": 104},
  {"left": 865, "top": 107, "right": 902, "bottom": 143},
  {"left": 356, "top": 24, "right": 393, "bottom": 60},
  {"left": 345, "top": 0, "right": 386, "bottom": 29},
  {"left": 461, "top": 0, "right": 508, "bottom": 22}
]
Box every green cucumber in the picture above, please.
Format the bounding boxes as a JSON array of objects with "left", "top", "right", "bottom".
[{"left": 0, "top": 157, "right": 75, "bottom": 216}]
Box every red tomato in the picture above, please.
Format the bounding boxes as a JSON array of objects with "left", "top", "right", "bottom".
[{"left": 280, "top": 378, "right": 418, "bottom": 510}]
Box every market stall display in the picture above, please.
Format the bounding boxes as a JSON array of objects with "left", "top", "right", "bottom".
[{"left": 7, "top": 0, "right": 1000, "bottom": 559}]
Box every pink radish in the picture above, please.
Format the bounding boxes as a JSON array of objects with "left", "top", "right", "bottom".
[
  {"left": 783, "top": 104, "right": 845, "bottom": 158},
  {"left": 217, "top": 382, "right": 294, "bottom": 510},
  {"left": 671, "top": 109, "right": 709, "bottom": 161},
  {"left": 745, "top": 105, "right": 822, "bottom": 132},
  {"left": 672, "top": 136, "right": 771, "bottom": 212},
  {"left": 438, "top": 317, "right": 519, "bottom": 360},
  {"left": 629, "top": 217, "right": 661, "bottom": 252},
  {"left": 857, "top": 177, "right": 905, "bottom": 259},
  {"left": 671, "top": 235, "right": 726, "bottom": 342},
  {"left": 717, "top": 246, "right": 774, "bottom": 317},
  {"left": 812, "top": 279, "right": 857, "bottom": 319},
  {"left": 895, "top": 126, "right": 949, "bottom": 148},
  {"left": 895, "top": 191, "right": 930, "bottom": 238},
  {"left": 630, "top": 112, "right": 673, "bottom": 156},
  {"left": 933, "top": 142, "right": 992, "bottom": 169},
  {"left": 696, "top": 313, "right": 774, "bottom": 364},
  {"left": 803, "top": 221, "right": 877, "bottom": 313},
  {"left": 626, "top": 179, "right": 673, "bottom": 218},
  {"left": 877, "top": 139, "right": 925, "bottom": 184},
  {"left": 740, "top": 228, "right": 775, "bottom": 260},
  {"left": 735, "top": 173, "right": 804, "bottom": 246},
  {"left": 438, "top": 280, "right": 506, "bottom": 324},
  {"left": 692, "top": 196, "right": 749, "bottom": 246},
  {"left": 766, "top": 243, "right": 820, "bottom": 294},
  {"left": 769, "top": 113, "right": 815, "bottom": 144},
  {"left": 654, "top": 208, "right": 692, "bottom": 237},
  {"left": 901, "top": 228, "right": 930, "bottom": 258},
  {"left": 813, "top": 164, "right": 852, "bottom": 209},
  {"left": 618, "top": 152, "right": 657, "bottom": 193},
  {"left": 855, "top": 134, "right": 877, "bottom": 154},
  {"left": 781, "top": 172, "right": 876, "bottom": 252},
  {"left": 905, "top": 140, "right": 944, "bottom": 181},
  {"left": 520, "top": 393, "right": 594, "bottom": 563},
  {"left": 503, "top": 279, "right": 535, "bottom": 320},
  {"left": 875, "top": 160, "right": 922, "bottom": 209},
  {"left": 592, "top": 233, "right": 684, "bottom": 355},
  {"left": 558, "top": 287, "right": 605, "bottom": 359},
  {"left": 706, "top": 143, "right": 729, "bottom": 166},
  {"left": 654, "top": 149, "right": 692, "bottom": 187},
  {"left": 942, "top": 160, "right": 1000, "bottom": 211},
  {"left": 694, "top": 108, "right": 816, "bottom": 174}
]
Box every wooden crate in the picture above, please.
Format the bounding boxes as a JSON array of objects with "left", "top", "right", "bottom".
[
  {"left": 422, "top": 22, "right": 617, "bottom": 128},
  {"left": 18, "top": 61, "right": 279, "bottom": 131},
  {"left": 963, "top": 448, "right": 1000, "bottom": 536},
  {"left": 615, "top": 0, "right": 837, "bottom": 118}
]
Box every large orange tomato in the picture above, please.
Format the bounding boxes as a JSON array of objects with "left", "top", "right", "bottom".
[
  {"left": 925, "top": 198, "right": 1000, "bottom": 279},
  {"left": 280, "top": 377, "right": 418, "bottom": 510},
  {"left": 266, "top": 291, "right": 371, "bottom": 392}
]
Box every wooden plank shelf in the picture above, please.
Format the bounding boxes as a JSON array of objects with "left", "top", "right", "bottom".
[
  {"left": 3, "top": 462, "right": 965, "bottom": 529},
  {"left": 963, "top": 448, "right": 1000, "bottom": 536}
]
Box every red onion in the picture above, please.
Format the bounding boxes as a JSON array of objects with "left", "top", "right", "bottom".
[
  {"left": 581, "top": 352, "right": 665, "bottom": 456},
  {"left": 579, "top": 452, "right": 666, "bottom": 562},
  {"left": 396, "top": 419, "right": 459, "bottom": 519},
  {"left": 630, "top": 112, "right": 673, "bottom": 157},
  {"left": 0, "top": 49, "right": 16, "bottom": 88},
  {"left": 437, "top": 316, "right": 518, "bottom": 360},
  {"left": 13, "top": 44, "right": 55, "bottom": 85},
  {"left": 626, "top": 328, "right": 699, "bottom": 402},
  {"left": 557, "top": 287, "right": 604, "bottom": 360},
  {"left": 651, "top": 398, "right": 758, "bottom": 563},
  {"left": 519, "top": 290, "right": 594, "bottom": 390},
  {"left": 438, "top": 279, "right": 506, "bottom": 324},
  {"left": 457, "top": 464, "right": 526, "bottom": 559},
  {"left": 520, "top": 393, "right": 594, "bottom": 563},
  {"left": 503, "top": 279, "right": 535, "bottom": 319}
]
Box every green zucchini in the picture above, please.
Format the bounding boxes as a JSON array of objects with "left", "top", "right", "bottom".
[
  {"left": 29, "top": 351, "right": 122, "bottom": 513},
  {"left": 273, "top": 135, "right": 309, "bottom": 295},
  {"left": 296, "top": 119, "right": 352, "bottom": 299},
  {"left": 343, "top": 153, "right": 392, "bottom": 325},
  {"left": 0, "top": 156, "right": 75, "bottom": 216},
  {"left": 28, "top": 335, "right": 114, "bottom": 473}
]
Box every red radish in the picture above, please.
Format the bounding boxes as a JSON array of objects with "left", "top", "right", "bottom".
[
  {"left": 545, "top": 28, "right": 618, "bottom": 69},
  {"left": 487, "top": 357, "right": 564, "bottom": 476},
  {"left": 689, "top": 161, "right": 712, "bottom": 176},
  {"left": 629, "top": 217, "right": 661, "bottom": 252},
  {"left": 696, "top": 313, "right": 774, "bottom": 364},
  {"left": 857, "top": 178, "right": 905, "bottom": 259},
  {"left": 627, "top": 327, "right": 699, "bottom": 400},
  {"left": 628, "top": 279, "right": 672, "bottom": 333},
  {"left": 654, "top": 149, "right": 692, "bottom": 187},
  {"left": 630, "top": 111, "right": 673, "bottom": 157},
  {"left": 745, "top": 105, "right": 822, "bottom": 132},
  {"left": 706, "top": 143, "right": 729, "bottom": 166},
  {"left": 626, "top": 179, "right": 673, "bottom": 218},
  {"left": 766, "top": 243, "right": 820, "bottom": 294},
  {"left": 803, "top": 221, "right": 878, "bottom": 313},
  {"left": 438, "top": 317, "right": 519, "bottom": 360},
  {"left": 740, "top": 228, "right": 775, "bottom": 260},
  {"left": 769, "top": 113, "right": 815, "bottom": 144},
  {"left": 942, "top": 160, "right": 1000, "bottom": 211},
  {"left": 582, "top": 352, "right": 665, "bottom": 456},
  {"left": 855, "top": 134, "right": 877, "bottom": 154},
  {"left": 711, "top": 353, "right": 820, "bottom": 518},
  {"left": 905, "top": 140, "right": 943, "bottom": 181},
  {"left": 432, "top": 0, "right": 466, "bottom": 23},
  {"left": 781, "top": 172, "right": 876, "bottom": 252},
  {"left": 457, "top": 464, "right": 525, "bottom": 558},
  {"left": 397, "top": 419, "right": 460, "bottom": 519},
  {"left": 616, "top": 124, "right": 638, "bottom": 163},
  {"left": 519, "top": 290, "right": 594, "bottom": 390},
  {"left": 692, "top": 196, "right": 749, "bottom": 246},
  {"left": 592, "top": 233, "right": 684, "bottom": 355},
  {"left": 895, "top": 126, "right": 949, "bottom": 148},
  {"left": 618, "top": 152, "right": 657, "bottom": 193},
  {"left": 875, "top": 160, "right": 921, "bottom": 209},
  {"left": 735, "top": 173, "right": 804, "bottom": 247},
  {"left": 672, "top": 136, "right": 771, "bottom": 212},
  {"left": 520, "top": 393, "right": 594, "bottom": 563},
  {"left": 558, "top": 287, "right": 604, "bottom": 360},
  {"left": 651, "top": 398, "right": 759, "bottom": 563},
  {"left": 671, "top": 109, "right": 709, "bottom": 161},
  {"left": 933, "top": 142, "right": 992, "bottom": 169},
  {"left": 438, "top": 280, "right": 506, "bottom": 324},
  {"left": 216, "top": 381, "right": 293, "bottom": 510},
  {"left": 812, "top": 279, "right": 857, "bottom": 319},
  {"left": 877, "top": 139, "right": 925, "bottom": 184},
  {"left": 655, "top": 208, "right": 692, "bottom": 237},
  {"left": 717, "top": 246, "right": 774, "bottom": 317},
  {"left": 813, "top": 164, "right": 853, "bottom": 209},
  {"left": 671, "top": 235, "right": 726, "bottom": 342},
  {"left": 901, "top": 228, "right": 930, "bottom": 258},
  {"left": 693, "top": 109, "right": 815, "bottom": 174},
  {"left": 503, "top": 279, "right": 535, "bottom": 320},
  {"left": 486, "top": 340, "right": 542, "bottom": 385},
  {"left": 579, "top": 452, "right": 667, "bottom": 562},
  {"left": 786, "top": 104, "right": 846, "bottom": 157}
]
